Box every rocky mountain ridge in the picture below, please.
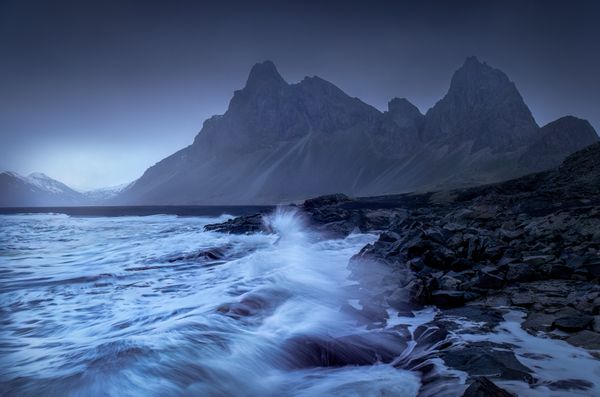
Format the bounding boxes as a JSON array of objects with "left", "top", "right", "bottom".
[{"left": 117, "top": 57, "right": 598, "bottom": 205}]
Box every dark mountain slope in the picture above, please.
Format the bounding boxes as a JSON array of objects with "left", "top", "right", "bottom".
[{"left": 117, "top": 58, "right": 598, "bottom": 205}]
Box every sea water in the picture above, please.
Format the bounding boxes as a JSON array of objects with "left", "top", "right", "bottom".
[{"left": 0, "top": 209, "right": 422, "bottom": 396}]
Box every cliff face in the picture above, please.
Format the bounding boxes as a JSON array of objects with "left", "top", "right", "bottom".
[{"left": 118, "top": 58, "right": 598, "bottom": 205}]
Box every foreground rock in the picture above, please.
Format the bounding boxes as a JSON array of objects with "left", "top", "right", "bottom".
[{"left": 462, "top": 377, "right": 514, "bottom": 397}]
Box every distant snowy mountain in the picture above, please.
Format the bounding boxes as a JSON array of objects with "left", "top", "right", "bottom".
[
  {"left": 83, "top": 182, "right": 134, "bottom": 202},
  {"left": 0, "top": 171, "right": 87, "bottom": 207}
]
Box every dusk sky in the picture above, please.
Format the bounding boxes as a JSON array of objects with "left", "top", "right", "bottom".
[{"left": 1, "top": 0, "right": 599, "bottom": 190}]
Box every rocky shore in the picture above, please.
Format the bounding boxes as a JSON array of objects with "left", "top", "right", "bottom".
[{"left": 205, "top": 143, "right": 600, "bottom": 396}]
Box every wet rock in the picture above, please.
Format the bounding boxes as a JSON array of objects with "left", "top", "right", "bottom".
[
  {"left": 195, "top": 247, "right": 228, "bottom": 260},
  {"left": 281, "top": 331, "right": 407, "bottom": 368},
  {"left": 592, "top": 316, "right": 600, "bottom": 332},
  {"left": 522, "top": 312, "right": 556, "bottom": 332},
  {"left": 547, "top": 379, "right": 594, "bottom": 391},
  {"left": 523, "top": 255, "right": 555, "bottom": 266},
  {"left": 451, "top": 258, "right": 475, "bottom": 271},
  {"left": 585, "top": 260, "right": 600, "bottom": 278},
  {"left": 439, "top": 274, "right": 462, "bottom": 290},
  {"left": 475, "top": 270, "right": 505, "bottom": 290},
  {"left": 509, "top": 291, "right": 535, "bottom": 307},
  {"left": 442, "top": 306, "right": 505, "bottom": 330},
  {"left": 552, "top": 315, "right": 593, "bottom": 332},
  {"left": 566, "top": 330, "right": 600, "bottom": 349},
  {"left": 302, "top": 193, "right": 350, "bottom": 209},
  {"left": 441, "top": 342, "right": 534, "bottom": 383},
  {"left": 423, "top": 245, "right": 456, "bottom": 269},
  {"left": 204, "top": 213, "right": 270, "bottom": 234},
  {"left": 546, "top": 263, "right": 573, "bottom": 279},
  {"left": 217, "top": 288, "right": 290, "bottom": 320},
  {"left": 505, "top": 263, "right": 535, "bottom": 282},
  {"left": 462, "top": 377, "right": 515, "bottom": 397},
  {"left": 430, "top": 290, "right": 467, "bottom": 307}
]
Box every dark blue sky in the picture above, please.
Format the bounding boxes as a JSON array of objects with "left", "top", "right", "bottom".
[{"left": 1, "top": 0, "right": 599, "bottom": 189}]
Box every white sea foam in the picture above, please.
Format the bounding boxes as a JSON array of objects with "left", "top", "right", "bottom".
[{"left": 0, "top": 210, "right": 424, "bottom": 396}]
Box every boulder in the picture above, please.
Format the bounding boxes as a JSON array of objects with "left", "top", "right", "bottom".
[
  {"left": 441, "top": 342, "right": 533, "bottom": 382},
  {"left": 462, "top": 377, "right": 515, "bottom": 397},
  {"left": 204, "top": 213, "right": 270, "bottom": 234},
  {"left": 430, "top": 290, "right": 467, "bottom": 307},
  {"left": 281, "top": 331, "right": 407, "bottom": 368},
  {"left": 566, "top": 330, "right": 600, "bottom": 349},
  {"left": 523, "top": 255, "right": 555, "bottom": 266},
  {"left": 552, "top": 315, "right": 593, "bottom": 332}
]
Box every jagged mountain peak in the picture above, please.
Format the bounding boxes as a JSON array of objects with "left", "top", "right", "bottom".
[
  {"left": 449, "top": 56, "right": 513, "bottom": 98},
  {"left": 387, "top": 97, "right": 422, "bottom": 117},
  {"left": 296, "top": 75, "right": 365, "bottom": 105},
  {"left": 423, "top": 57, "right": 538, "bottom": 151},
  {"left": 244, "top": 60, "right": 287, "bottom": 89},
  {"left": 385, "top": 97, "right": 424, "bottom": 134},
  {"left": 117, "top": 58, "right": 595, "bottom": 205},
  {"left": 461, "top": 55, "right": 488, "bottom": 69}
]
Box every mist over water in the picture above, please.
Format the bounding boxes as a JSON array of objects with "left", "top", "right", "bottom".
[{"left": 0, "top": 209, "right": 424, "bottom": 396}]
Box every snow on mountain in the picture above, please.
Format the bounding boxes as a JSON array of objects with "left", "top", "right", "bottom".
[
  {"left": 0, "top": 171, "right": 86, "bottom": 206},
  {"left": 83, "top": 182, "right": 134, "bottom": 201}
]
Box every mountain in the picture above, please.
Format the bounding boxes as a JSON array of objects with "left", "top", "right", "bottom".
[
  {"left": 83, "top": 182, "right": 133, "bottom": 202},
  {"left": 0, "top": 172, "right": 86, "bottom": 207},
  {"left": 422, "top": 56, "right": 539, "bottom": 151},
  {"left": 518, "top": 116, "right": 599, "bottom": 173},
  {"left": 113, "top": 58, "right": 596, "bottom": 204},
  {"left": 119, "top": 61, "right": 406, "bottom": 204}
]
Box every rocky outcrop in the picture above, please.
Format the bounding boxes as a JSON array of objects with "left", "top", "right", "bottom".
[
  {"left": 207, "top": 142, "right": 600, "bottom": 352},
  {"left": 462, "top": 377, "right": 514, "bottom": 397},
  {"left": 346, "top": 144, "right": 600, "bottom": 348},
  {"left": 205, "top": 143, "right": 600, "bottom": 394}
]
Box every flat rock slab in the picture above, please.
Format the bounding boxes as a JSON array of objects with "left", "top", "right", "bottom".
[
  {"left": 552, "top": 316, "right": 593, "bottom": 332},
  {"left": 441, "top": 342, "right": 533, "bottom": 383},
  {"left": 462, "top": 377, "right": 515, "bottom": 397},
  {"left": 566, "top": 330, "right": 600, "bottom": 349}
]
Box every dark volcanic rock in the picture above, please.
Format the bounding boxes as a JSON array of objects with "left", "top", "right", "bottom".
[
  {"left": 430, "top": 290, "right": 468, "bottom": 307},
  {"left": 441, "top": 342, "right": 533, "bottom": 383},
  {"left": 547, "top": 379, "right": 594, "bottom": 392},
  {"left": 441, "top": 306, "right": 505, "bottom": 331},
  {"left": 281, "top": 332, "right": 408, "bottom": 369},
  {"left": 566, "top": 330, "right": 600, "bottom": 349},
  {"left": 462, "top": 377, "right": 515, "bottom": 397},
  {"left": 552, "top": 315, "right": 593, "bottom": 332},
  {"left": 204, "top": 213, "right": 270, "bottom": 234}
]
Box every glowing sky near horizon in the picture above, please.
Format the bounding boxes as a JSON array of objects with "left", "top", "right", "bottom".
[{"left": 1, "top": 0, "right": 599, "bottom": 190}]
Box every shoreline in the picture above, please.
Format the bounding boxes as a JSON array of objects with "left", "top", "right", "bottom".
[{"left": 205, "top": 143, "right": 600, "bottom": 395}]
